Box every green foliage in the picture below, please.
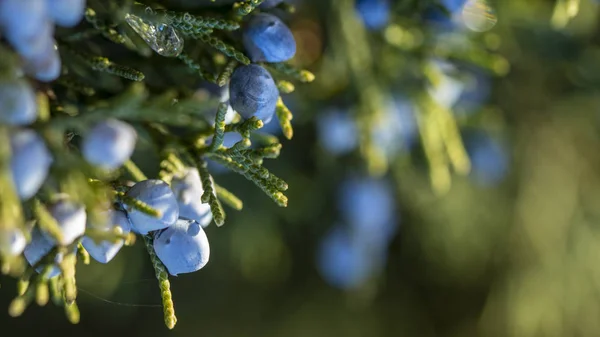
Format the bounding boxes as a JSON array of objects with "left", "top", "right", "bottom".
[{"left": 0, "top": 0, "right": 313, "bottom": 329}]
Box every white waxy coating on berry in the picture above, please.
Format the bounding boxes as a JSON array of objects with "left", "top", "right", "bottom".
[
  {"left": 9, "top": 129, "right": 53, "bottom": 200},
  {"left": 81, "top": 210, "right": 132, "bottom": 264},
  {"left": 125, "top": 179, "right": 179, "bottom": 235},
  {"left": 0, "top": 79, "right": 38, "bottom": 126},
  {"left": 82, "top": 119, "right": 137, "bottom": 170},
  {"left": 23, "top": 228, "right": 62, "bottom": 278},
  {"left": 153, "top": 219, "right": 210, "bottom": 276},
  {"left": 171, "top": 168, "right": 213, "bottom": 228},
  {"left": 47, "top": 0, "right": 86, "bottom": 27},
  {"left": 44, "top": 200, "right": 87, "bottom": 246},
  {"left": 0, "top": 227, "right": 27, "bottom": 257}
]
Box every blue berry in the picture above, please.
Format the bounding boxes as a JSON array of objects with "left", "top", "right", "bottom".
[
  {"left": 45, "top": 200, "right": 87, "bottom": 246},
  {"left": 243, "top": 13, "right": 296, "bottom": 63},
  {"left": 82, "top": 119, "right": 137, "bottom": 170},
  {"left": 125, "top": 179, "right": 179, "bottom": 235},
  {"left": 464, "top": 130, "right": 509, "bottom": 186},
  {"left": 316, "top": 225, "right": 384, "bottom": 290},
  {"left": 0, "top": 0, "right": 48, "bottom": 56},
  {"left": 47, "top": 0, "right": 86, "bottom": 27},
  {"left": 23, "top": 228, "right": 61, "bottom": 278},
  {"left": 23, "top": 35, "right": 62, "bottom": 82},
  {"left": 0, "top": 79, "right": 38, "bottom": 125},
  {"left": 338, "top": 176, "right": 398, "bottom": 245},
  {"left": 171, "top": 168, "right": 213, "bottom": 228},
  {"left": 0, "top": 228, "right": 26, "bottom": 257},
  {"left": 81, "top": 210, "right": 132, "bottom": 263},
  {"left": 316, "top": 109, "right": 358, "bottom": 155},
  {"left": 153, "top": 218, "right": 210, "bottom": 276},
  {"left": 10, "top": 129, "right": 53, "bottom": 200},
  {"left": 355, "top": 0, "right": 390, "bottom": 30},
  {"left": 229, "top": 64, "right": 279, "bottom": 123}
]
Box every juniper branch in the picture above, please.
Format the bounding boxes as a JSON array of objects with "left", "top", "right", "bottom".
[
  {"left": 196, "top": 34, "right": 251, "bottom": 65},
  {"left": 195, "top": 158, "right": 225, "bottom": 226},
  {"left": 144, "top": 235, "right": 177, "bottom": 330}
]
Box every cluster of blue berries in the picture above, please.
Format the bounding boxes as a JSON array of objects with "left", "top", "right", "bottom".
[
  {"left": 317, "top": 176, "right": 398, "bottom": 289},
  {"left": 4, "top": 119, "right": 138, "bottom": 263},
  {"left": 20, "top": 173, "right": 213, "bottom": 278},
  {"left": 8, "top": 118, "right": 137, "bottom": 206},
  {"left": 0, "top": 0, "right": 310, "bottom": 328},
  {"left": 229, "top": 11, "right": 296, "bottom": 123},
  {"left": 0, "top": 0, "right": 88, "bottom": 191},
  {"left": 0, "top": 0, "right": 86, "bottom": 82},
  {"left": 3, "top": 111, "right": 215, "bottom": 277}
]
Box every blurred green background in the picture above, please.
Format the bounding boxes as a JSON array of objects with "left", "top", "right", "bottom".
[{"left": 5, "top": 0, "right": 600, "bottom": 336}]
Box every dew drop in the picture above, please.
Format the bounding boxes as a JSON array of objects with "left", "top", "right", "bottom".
[
  {"left": 124, "top": 13, "right": 184, "bottom": 57},
  {"left": 461, "top": 0, "right": 498, "bottom": 33}
]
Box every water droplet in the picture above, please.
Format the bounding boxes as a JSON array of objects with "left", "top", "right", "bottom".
[
  {"left": 461, "top": 0, "right": 498, "bottom": 33},
  {"left": 125, "top": 13, "right": 184, "bottom": 57}
]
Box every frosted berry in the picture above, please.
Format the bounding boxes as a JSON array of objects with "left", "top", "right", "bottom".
[
  {"left": 154, "top": 218, "right": 210, "bottom": 276},
  {"left": 170, "top": 168, "right": 213, "bottom": 228},
  {"left": 45, "top": 200, "right": 87, "bottom": 246},
  {"left": 82, "top": 119, "right": 137, "bottom": 170},
  {"left": 0, "top": 79, "right": 38, "bottom": 126},
  {"left": 81, "top": 210, "right": 132, "bottom": 263},
  {"left": 229, "top": 64, "right": 279, "bottom": 123},
  {"left": 125, "top": 179, "right": 179, "bottom": 235},
  {"left": 10, "top": 129, "right": 53, "bottom": 200},
  {"left": 243, "top": 13, "right": 296, "bottom": 63}
]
